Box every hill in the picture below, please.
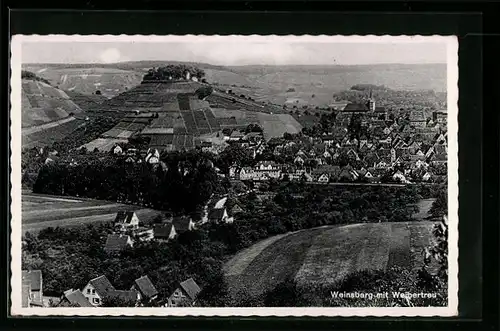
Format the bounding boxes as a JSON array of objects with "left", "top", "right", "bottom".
[
  {"left": 22, "top": 65, "right": 144, "bottom": 98},
  {"left": 64, "top": 90, "right": 108, "bottom": 111},
  {"left": 220, "top": 64, "right": 447, "bottom": 107},
  {"left": 102, "top": 80, "right": 205, "bottom": 111},
  {"left": 22, "top": 78, "right": 83, "bottom": 128},
  {"left": 23, "top": 62, "right": 446, "bottom": 106},
  {"left": 224, "top": 221, "right": 438, "bottom": 299}
]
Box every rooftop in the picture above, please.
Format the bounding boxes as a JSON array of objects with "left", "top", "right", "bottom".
[
  {"left": 133, "top": 276, "right": 158, "bottom": 299},
  {"left": 179, "top": 278, "right": 201, "bottom": 300}
]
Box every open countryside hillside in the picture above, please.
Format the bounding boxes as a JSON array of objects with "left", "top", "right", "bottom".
[
  {"left": 22, "top": 78, "right": 82, "bottom": 128},
  {"left": 23, "top": 62, "right": 446, "bottom": 105},
  {"left": 21, "top": 74, "right": 94, "bottom": 149},
  {"left": 80, "top": 80, "right": 302, "bottom": 152},
  {"left": 23, "top": 65, "right": 144, "bottom": 98},
  {"left": 224, "top": 221, "right": 439, "bottom": 299},
  {"left": 22, "top": 192, "right": 162, "bottom": 234}
]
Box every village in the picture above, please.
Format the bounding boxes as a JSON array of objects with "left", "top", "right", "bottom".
[
  {"left": 22, "top": 90, "right": 448, "bottom": 309},
  {"left": 42, "top": 91, "right": 448, "bottom": 186}
]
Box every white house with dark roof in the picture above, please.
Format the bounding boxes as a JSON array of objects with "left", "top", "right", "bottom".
[
  {"left": 112, "top": 144, "right": 123, "bottom": 155},
  {"left": 82, "top": 275, "right": 139, "bottom": 307},
  {"left": 114, "top": 211, "right": 140, "bottom": 232},
  {"left": 145, "top": 148, "right": 160, "bottom": 164},
  {"left": 153, "top": 223, "right": 177, "bottom": 242},
  {"left": 82, "top": 275, "right": 116, "bottom": 306}
]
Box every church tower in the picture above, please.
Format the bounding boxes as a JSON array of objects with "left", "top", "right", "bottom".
[{"left": 368, "top": 89, "right": 376, "bottom": 112}]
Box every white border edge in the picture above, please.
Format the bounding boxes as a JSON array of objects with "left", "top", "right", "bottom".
[{"left": 10, "top": 34, "right": 459, "bottom": 317}]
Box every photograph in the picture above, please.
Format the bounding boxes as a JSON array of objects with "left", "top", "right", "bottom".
[{"left": 10, "top": 34, "right": 458, "bottom": 317}]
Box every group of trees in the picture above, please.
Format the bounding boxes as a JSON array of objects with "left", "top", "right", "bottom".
[
  {"left": 33, "top": 150, "right": 226, "bottom": 216},
  {"left": 22, "top": 70, "right": 51, "bottom": 85},
  {"left": 21, "top": 116, "right": 122, "bottom": 188},
  {"left": 350, "top": 84, "right": 387, "bottom": 92},
  {"left": 194, "top": 86, "right": 214, "bottom": 100},
  {"left": 143, "top": 65, "right": 205, "bottom": 81}
]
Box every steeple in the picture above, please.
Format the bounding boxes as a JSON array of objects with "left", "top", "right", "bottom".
[{"left": 367, "top": 88, "right": 375, "bottom": 112}]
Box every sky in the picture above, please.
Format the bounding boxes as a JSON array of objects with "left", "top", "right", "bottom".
[{"left": 21, "top": 38, "right": 449, "bottom": 66}]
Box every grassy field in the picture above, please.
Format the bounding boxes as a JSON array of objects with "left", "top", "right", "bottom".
[
  {"left": 80, "top": 137, "right": 129, "bottom": 152},
  {"left": 22, "top": 192, "right": 162, "bottom": 234},
  {"left": 211, "top": 108, "right": 302, "bottom": 140},
  {"left": 224, "top": 221, "right": 438, "bottom": 298}
]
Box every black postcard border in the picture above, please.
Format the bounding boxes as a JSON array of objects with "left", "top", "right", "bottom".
[{"left": 2, "top": 2, "right": 493, "bottom": 330}]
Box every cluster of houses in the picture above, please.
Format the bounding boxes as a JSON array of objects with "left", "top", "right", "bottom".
[
  {"left": 21, "top": 197, "right": 243, "bottom": 308},
  {"left": 225, "top": 103, "right": 448, "bottom": 184},
  {"left": 22, "top": 269, "right": 202, "bottom": 308},
  {"left": 103, "top": 197, "right": 238, "bottom": 255}
]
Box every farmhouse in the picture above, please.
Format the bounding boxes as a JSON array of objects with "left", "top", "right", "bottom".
[
  {"left": 145, "top": 148, "right": 160, "bottom": 164},
  {"left": 104, "top": 234, "right": 133, "bottom": 254},
  {"left": 112, "top": 145, "right": 123, "bottom": 155},
  {"left": 208, "top": 207, "right": 232, "bottom": 224},
  {"left": 172, "top": 216, "right": 196, "bottom": 234},
  {"left": 312, "top": 165, "right": 341, "bottom": 183},
  {"left": 22, "top": 270, "right": 43, "bottom": 307},
  {"left": 131, "top": 276, "right": 159, "bottom": 303},
  {"left": 153, "top": 223, "right": 177, "bottom": 241},
  {"left": 82, "top": 275, "right": 115, "bottom": 306},
  {"left": 166, "top": 278, "right": 201, "bottom": 307},
  {"left": 82, "top": 275, "right": 139, "bottom": 307},
  {"left": 114, "top": 211, "right": 140, "bottom": 232}
]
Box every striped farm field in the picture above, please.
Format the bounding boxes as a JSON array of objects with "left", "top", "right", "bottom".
[
  {"left": 22, "top": 79, "right": 82, "bottom": 128},
  {"left": 22, "top": 192, "right": 162, "bottom": 234},
  {"left": 223, "top": 221, "right": 438, "bottom": 298}
]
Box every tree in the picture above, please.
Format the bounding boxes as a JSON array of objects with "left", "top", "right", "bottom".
[
  {"left": 195, "top": 86, "right": 213, "bottom": 100},
  {"left": 218, "top": 144, "right": 254, "bottom": 174},
  {"left": 263, "top": 277, "right": 303, "bottom": 307},
  {"left": 430, "top": 188, "right": 447, "bottom": 219}
]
